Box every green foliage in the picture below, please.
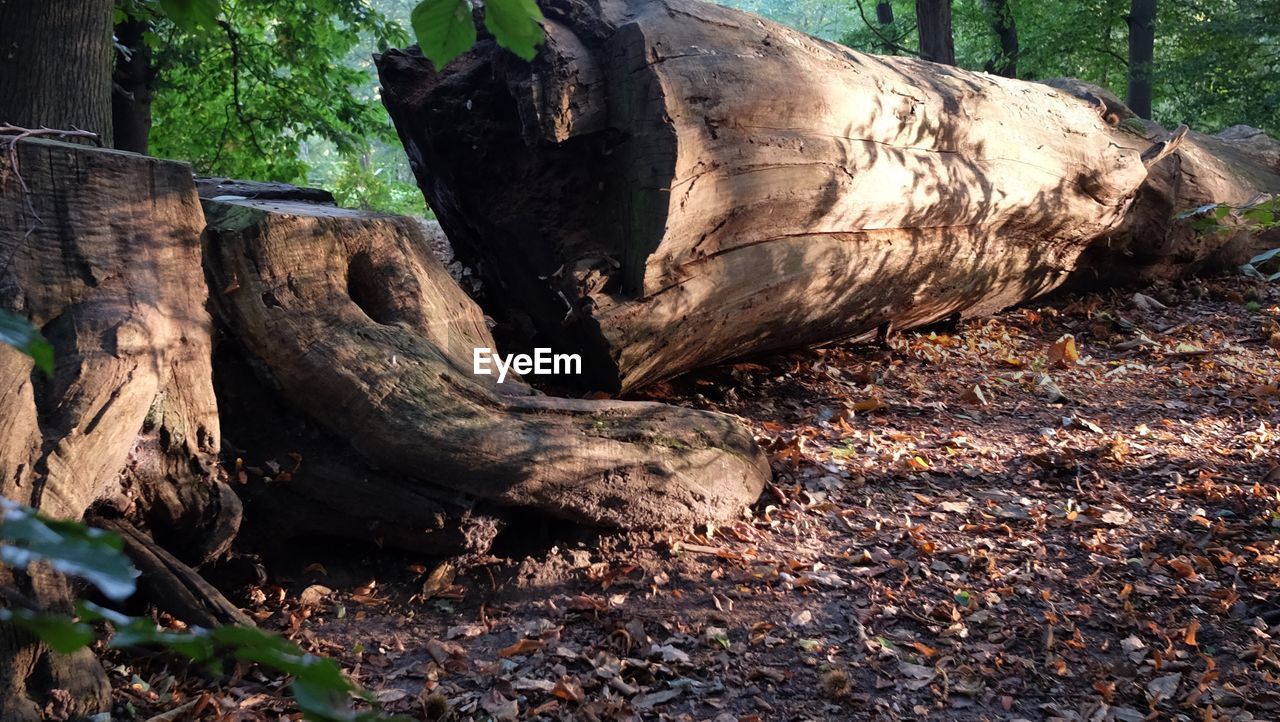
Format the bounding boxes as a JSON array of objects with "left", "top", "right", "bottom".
[
  {"left": 718, "top": 0, "right": 856, "bottom": 40},
  {"left": 409, "top": 0, "right": 545, "bottom": 69},
  {"left": 0, "top": 608, "right": 95, "bottom": 654},
  {"left": 319, "top": 153, "right": 432, "bottom": 216},
  {"left": 730, "top": 0, "right": 1279, "bottom": 138},
  {"left": 0, "top": 311, "right": 53, "bottom": 377},
  {"left": 158, "top": 0, "right": 221, "bottom": 31},
  {"left": 1176, "top": 197, "right": 1280, "bottom": 280},
  {"left": 139, "top": 0, "right": 409, "bottom": 183},
  {"left": 0, "top": 497, "right": 404, "bottom": 722},
  {"left": 0, "top": 499, "right": 137, "bottom": 599},
  {"left": 481, "top": 0, "right": 545, "bottom": 61},
  {"left": 412, "top": 0, "right": 476, "bottom": 70}
]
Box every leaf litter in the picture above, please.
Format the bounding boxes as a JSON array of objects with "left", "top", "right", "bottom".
[{"left": 108, "top": 275, "right": 1280, "bottom": 720}]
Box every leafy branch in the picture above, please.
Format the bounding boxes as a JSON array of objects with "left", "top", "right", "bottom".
[
  {"left": 411, "top": 0, "right": 546, "bottom": 70},
  {"left": 0, "top": 498, "right": 406, "bottom": 722},
  {"left": 1178, "top": 195, "right": 1280, "bottom": 280}
]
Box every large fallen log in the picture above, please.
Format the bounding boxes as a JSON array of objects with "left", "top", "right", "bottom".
[
  {"left": 202, "top": 198, "right": 768, "bottom": 535},
  {"left": 377, "top": 0, "right": 1280, "bottom": 394}
]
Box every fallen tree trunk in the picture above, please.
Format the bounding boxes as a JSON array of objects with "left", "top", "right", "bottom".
[
  {"left": 377, "top": 0, "right": 1280, "bottom": 394},
  {"left": 202, "top": 198, "right": 768, "bottom": 534},
  {"left": 0, "top": 137, "right": 244, "bottom": 720}
]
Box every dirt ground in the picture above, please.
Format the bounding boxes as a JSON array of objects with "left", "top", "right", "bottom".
[{"left": 109, "top": 273, "right": 1280, "bottom": 721}]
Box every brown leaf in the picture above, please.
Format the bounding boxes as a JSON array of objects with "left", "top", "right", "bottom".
[
  {"left": 498, "top": 638, "right": 545, "bottom": 658},
  {"left": 1165, "top": 557, "right": 1198, "bottom": 580},
  {"left": 551, "top": 677, "right": 584, "bottom": 704},
  {"left": 851, "top": 397, "right": 889, "bottom": 413},
  {"left": 419, "top": 562, "right": 456, "bottom": 600},
  {"left": 1048, "top": 334, "right": 1080, "bottom": 367},
  {"left": 910, "top": 641, "right": 937, "bottom": 658},
  {"left": 1184, "top": 619, "right": 1200, "bottom": 646}
]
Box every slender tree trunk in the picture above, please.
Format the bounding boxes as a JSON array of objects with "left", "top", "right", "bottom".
[
  {"left": 875, "top": 1, "right": 896, "bottom": 54},
  {"left": 875, "top": 1, "right": 894, "bottom": 24},
  {"left": 915, "top": 0, "right": 955, "bottom": 65},
  {"left": 982, "top": 0, "right": 1019, "bottom": 77},
  {"left": 1126, "top": 0, "right": 1157, "bottom": 119},
  {"left": 112, "top": 17, "right": 154, "bottom": 154},
  {"left": 0, "top": 0, "right": 114, "bottom": 144}
]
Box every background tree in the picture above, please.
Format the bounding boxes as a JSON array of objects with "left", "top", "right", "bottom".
[
  {"left": 113, "top": 0, "right": 407, "bottom": 182},
  {"left": 981, "top": 0, "right": 1018, "bottom": 77},
  {"left": 0, "top": 0, "right": 115, "bottom": 144},
  {"left": 1126, "top": 0, "right": 1157, "bottom": 118},
  {"left": 915, "top": 0, "right": 956, "bottom": 65},
  {"left": 828, "top": 0, "right": 1277, "bottom": 136}
]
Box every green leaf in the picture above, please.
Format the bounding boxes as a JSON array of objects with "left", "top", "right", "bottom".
[
  {"left": 0, "top": 498, "right": 138, "bottom": 601},
  {"left": 0, "top": 311, "right": 53, "bottom": 377},
  {"left": 1244, "top": 206, "right": 1276, "bottom": 227},
  {"left": 484, "top": 0, "right": 546, "bottom": 61},
  {"left": 0, "top": 608, "right": 94, "bottom": 653},
  {"left": 159, "top": 0, "right": 222, "bottom": 32},
  {"left": 411, "top": 0, "right": 477, "bottom": 70},
  {"left": 1249, "top": 247, "right": 1280, "bottom": 267}
]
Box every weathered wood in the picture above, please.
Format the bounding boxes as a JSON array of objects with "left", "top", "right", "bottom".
[
  {"left": 377, "top": 0, "right": 1280, "bottom": 394},
  {"left": 0, "top": 138, "right": 242, "bottom": 719},
  {"left": 203, "top": 198, "right": 769, "bottom": 534}
]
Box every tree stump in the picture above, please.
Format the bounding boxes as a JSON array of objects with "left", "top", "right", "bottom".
[{"left": 0, "top": 138, "right": 243, "bottom": 719}]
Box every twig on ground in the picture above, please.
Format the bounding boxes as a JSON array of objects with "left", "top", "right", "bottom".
[{"left": 0, "top": 125, "right": 103, "bottom": 272}]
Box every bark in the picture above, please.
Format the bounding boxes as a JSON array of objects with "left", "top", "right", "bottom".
[
  {"left": 1126, "top": 0, "right": 1157, "bottom": 119},
  {"left": 915, "top": 0, "right": 956, "bottom": 66},
  {"left": 1047, "top": 80, "right": 1280, "bottom": 285},
  {"left": 376, "top": 0, "right": 1280, "bottom": 395},
  {"left": 876, "top": 2, "right": 894, "bottom": 25},
  {"left": 982, "top": 0, "right": 1019, "bottom": 78},
  {"left": 202, "top": 197, "right": 769, "bottom": 534},
  {"left": 112, "top": 17, "right": 154, "bottom": 155},
  {"left": 0, "top": 138, "right": 244, "bottom": 718},
  {"left": 0, "top": 0, "right": 115, "bottom": 145}
]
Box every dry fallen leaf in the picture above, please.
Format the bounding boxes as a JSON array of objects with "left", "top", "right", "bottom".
[
  {"left": 1048, "top": 334, "right": 1080, "bottom": 367},
  {"left": 1146, "top": 672, "right": 1182, "bottom": 704},
  {"left": 498, "top": 638, "right": 545, "bottom": 658},
  {"left": 551, "top": 677, "right": 584, "bottom": 704},
  {"left": 851, "top": 397, "right": 889, "bottom": 413},
  {"left": 1184, "top": 619, "right": 1200, "bottom": 646},
  {"left": 960, "top": 383, "right": 988, "bottom": 405},
  {"left": 419, "top": 561, "right": 456, "bottom": 600}
]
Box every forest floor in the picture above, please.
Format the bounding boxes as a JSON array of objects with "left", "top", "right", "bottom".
[{"left": 110, "top": 273, "right": 1280, "bottom": 722}]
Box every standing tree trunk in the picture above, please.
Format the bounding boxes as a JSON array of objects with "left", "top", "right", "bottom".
[
  {"left": 1126, "top": 0, "right": 1157, "bottom": 119},
  {"left": 915, "top": 0, "right": 956, "bottom": 65},
  {"left": 0, "top": 0, "right": 114, "bottom": 145},
  {"left": 982, "top": 0, "right": 1019, "bottom": 77},
  {"left": 112, "top": 17, "right": 154, "bottom": 154},
  {"left": 377, "top": 0, "right": 1280, "bottom": 395}
]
